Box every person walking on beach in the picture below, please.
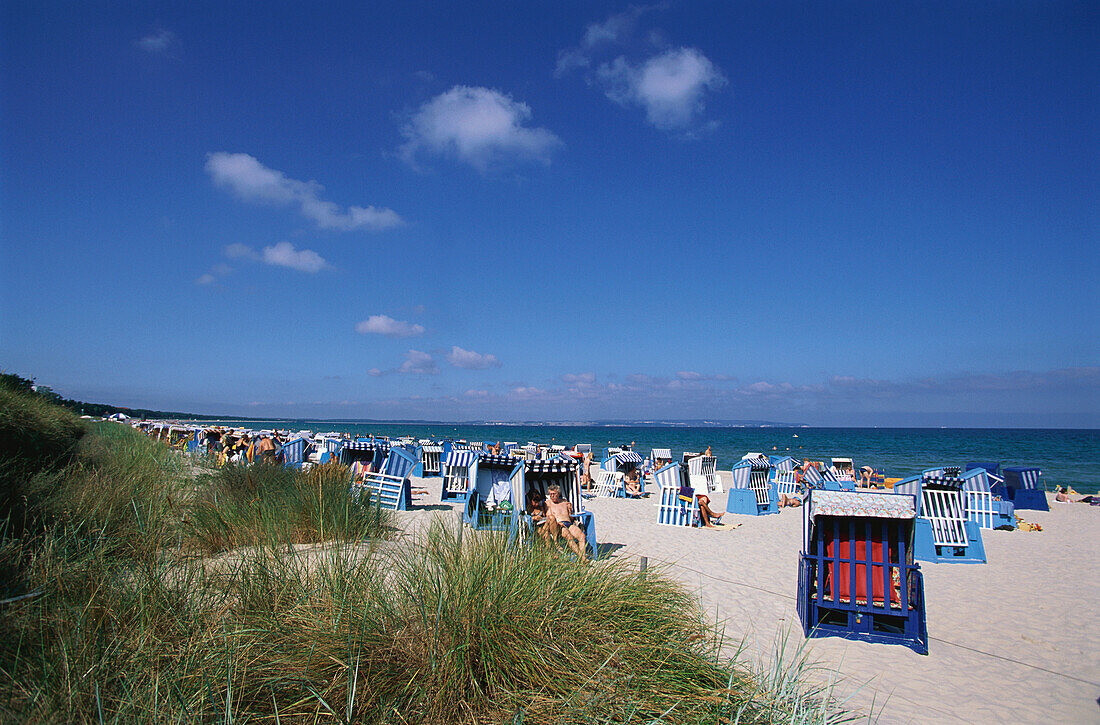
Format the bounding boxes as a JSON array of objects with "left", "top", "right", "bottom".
[{"left": 544, "top": 484, "right": 587, "bottom": 558}]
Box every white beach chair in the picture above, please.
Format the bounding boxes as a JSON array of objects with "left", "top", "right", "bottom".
[{"left": 687, "top": 455, "right": 722, "bottom": 494}]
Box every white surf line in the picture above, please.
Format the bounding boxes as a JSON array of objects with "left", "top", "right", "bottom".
[{"left": 610, "top": 543, "right": 1100, "bottom": 689}]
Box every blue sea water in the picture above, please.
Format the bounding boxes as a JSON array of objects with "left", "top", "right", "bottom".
[{"left": 196, "top": 421, "right": 1100, "bottom": 494}]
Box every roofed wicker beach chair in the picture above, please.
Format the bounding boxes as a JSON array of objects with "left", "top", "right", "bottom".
[
  {"left": 656, "top": 462, "right": 698, "bottom": 527},
  {"left": 893, "top": 469, "right": 987, "bottom": 563},
  {"left": 688, "top": 454, "right": 723, "bottom": 495},
  {"left": 339, "top": 439, "right": 389, "bottom": 472},
  {"left": 727, "top": 456, "right": 778, "bottom": 515},
  {"left": 420, "top": 443, "right": 443, "bottom": 476},
  {"left": 1002, "top": 466, "right": 1048, "bottom": 511},
  {"left": 516, "top": 457, "right": 598, "bottom": 559},
  {"left": 280, "top": 436, "right": 308, "bottom": 468},
  {"left": 797, "top": 489, "right": 928, "bottom": 655},
  {"left": 960, "top": 466, "right": 1015, "bottom": 530},
  {"left": 440, "top": 447, "right": 478, "bottom": 502},
  {"left": 351, "top": 446, "right": 418, "bottom": 511},
  {"left": 595, "top": 450, "right": 644, "bottom": 497},
  {"left": 462, "top": 453, "right": 523, "bottom": 530},
  {"left": 822, "top": 465, "right": 856, "bottom": 491},
  {"left": 770, "top": 455, "right": 797, "bottom": 472}
]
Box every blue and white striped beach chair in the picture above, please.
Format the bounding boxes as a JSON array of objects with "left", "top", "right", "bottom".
[
  {"left": 893, "top": 471, "right": 986, "bottom": 564},
  {"left": 1003, "top": 466, "right": 1047, "bottom": 511},
  {"left": 441, "top": 448, "right": 478, "bottom": 502},
  {"left": 656, "top": 463, "right": 697, "bottom": 527},
  {"left": 960, "top": 467, "right": 1015, "bottom": 530},
  {"left": 517, "top": 457, "right": 598, "bottom": 559},
  {"left": 353, "top": 446, "right": 417, "bottom": 511},
  {"left": 463, "top": 454, "right": 523, "bottom": 530},
  {"left": 280, "top": 437, "right": 307, "bottom": 468},
  {"left": 727, "top": 456, "right": 777, "bottom": 515},
  {"left": 420, "top": 444, "right": 443, "bottom": 476},
  {"left": 688, "top": 455, "right": 722, "bottom": 495}
]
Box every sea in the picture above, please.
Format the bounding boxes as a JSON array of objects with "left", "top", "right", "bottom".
[{"left": 191, "top": 421, "right": 1100, "bottom": 494}]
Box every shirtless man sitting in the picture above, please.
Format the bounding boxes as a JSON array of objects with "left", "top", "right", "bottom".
[{"left": 544, "top": 483, "right": 587, "bottom": 558}]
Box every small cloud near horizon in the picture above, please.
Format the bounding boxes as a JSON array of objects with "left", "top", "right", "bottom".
[
  {"left": 136, "top": 29, "right": 179, "bottom": 55},
  {"left": 355, "top": 314, "right": 425, "bottom": 338},
  {"left": 447, "top": 346, "right": 502, "bottom": 370},
  {"left": 205, "top": 152, "right": 403, "bottom": 231}
]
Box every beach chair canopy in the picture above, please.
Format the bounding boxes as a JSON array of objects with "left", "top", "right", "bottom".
[{"left": 650, "top": 448, "right": 672, "bottom": 461}]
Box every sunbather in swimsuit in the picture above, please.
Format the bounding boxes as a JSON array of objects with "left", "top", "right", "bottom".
[{"left": 545, "top": 484, "right": 587, "bottom": 558}]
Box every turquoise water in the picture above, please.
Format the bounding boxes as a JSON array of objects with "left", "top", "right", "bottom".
[{"left": 194, "top": 421, "right": 1100, "bottom": 494}]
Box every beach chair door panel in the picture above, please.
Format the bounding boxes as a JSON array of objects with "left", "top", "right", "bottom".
[{"left": 921, "top": 489, "right": 968, "bottom": 548}]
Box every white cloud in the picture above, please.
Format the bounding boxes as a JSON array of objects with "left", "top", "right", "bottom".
[
  {"left": 205, "top": 152, "right": 403, "bottom": 231},
  {"left": 562, "top": 372, "right": 596, "bottom": 384},
  {"left": 399, "top": 350, "right": 439, "bottom": 375},
  {"left": 598, "top": 48, "right": 725, "bottom": 131},
  {"left": 136, "top": 29, "right": 178, "bottom": 55},
  {"left": 446, "top": 346, "right": 502, "bottom": 370},
  {"left": 554, "top": 6, "right": 657, "bottom": 77},
  {"left": 367, "top": 368, "right": 384, "bottom": 377},
  {"left": 355, "top": 315, "right": 425, "bottom": 338},
  {"left": 195, "top": 273, "right": 216, "bottom": 286},
  {"left": 224, "top": 243, "right": 259, "bottom": 260},
  {"left": 261, "top": 241, "right": 328, "bottom": 273},
  {"left": 399, "top": 86, "right": 562, "bottom": 171}
]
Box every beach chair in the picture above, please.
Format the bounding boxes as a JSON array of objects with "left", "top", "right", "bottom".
[
  {"left": 517, "top": 457, "right": 598, "bottom": 559},
  {"left": 802, "top": 464, "right": 824, "bottom": 488},
  {"left": 353, "top": 446, "right": 418, "bottom": 511},
  {"left": 831, "top": 458, "right": 855, "bottom": 479},
  {"left": 462, "top": 454, "right": 524, "bottom": 530},
  {"left": 1002, "top": 467, "right": 1048, "bottom": 511},
  {"left": 960, "top": 467, "right": 1015, "bottom": 530},
  {"left": 770, "top": 455, "right": 797, "bottom": 473},
  {"left": 771, "top": 469, "right": 804, "bottom": 501},
  {"left": 822, "top": 466, "right": 856, "bottom": 491},
  {"left": 727, "top": 457, "right": 777, "bottom": 515},
  {"left": 656, "top": 463, "right": 698, "bottom": 527},
  {"left": 280, "top": 437, "right": 307, "bottom": 468},
  {"left": 339, "top": 440, "right": 388, "bottom": 472},
  {"left": 593, "top": 468, "right": 625, "bottom": 498},
  {"left": 797, "top": 490, "right": 928, "bottom": 655},
  {"left": 893, "top": 472, "right": 987, "bottom": 564},
  {"left": 687, "top": 455, "right": 722, "bottom": 494},
  {"left": 440, "top": 448, "right": 478, "bottom": 502},
  {"left": 420, "top": 444, "right": 443, "bottom": 476}
]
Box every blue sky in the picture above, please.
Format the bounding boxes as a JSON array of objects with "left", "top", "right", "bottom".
[{"left": 1, "top": 1, "right": 1097, "bottom": 426}]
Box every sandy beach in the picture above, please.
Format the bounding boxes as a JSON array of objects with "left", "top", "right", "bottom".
[{"left": 402, "top": 474, "right": 1100, "bottom": 724}]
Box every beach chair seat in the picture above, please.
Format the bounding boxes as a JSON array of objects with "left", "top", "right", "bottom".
[{"left": 797, "top": 490, "right": 928, "bottom": 655}]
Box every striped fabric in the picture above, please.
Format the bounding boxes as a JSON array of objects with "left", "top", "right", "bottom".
[
  {"left": 478, "top": 454, "right": 520, "bottom": 467},
  {"left": 444, "top": 449, "right": 478, "bottom": 467},
  {"left": 615, "top": 451, "right": 644, "bottom": 464},
  {"left": 344, "top": 440, "right": 389, "bottom": 451},
  {"left": 654, "top": 463, "right": 682, "bottom": 490},
  {"left": 422, "top": 444, "right": 443, "bottom": 453},
  {"left": 651, "top": 448, "right": 672, "bottom": 460},
  {"left": 922, "top": 474, "right": 964, "bottom": 490},
  {"left": 1004, "top": 467, "right": 1042, "bottom": 490},
  {"left": 526, "top": 459, "right": 577, "bottom": 474}
]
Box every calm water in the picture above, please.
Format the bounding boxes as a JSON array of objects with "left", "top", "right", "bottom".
[{"left": 193, "top": 421, "right": 1100, "bottom": 494}]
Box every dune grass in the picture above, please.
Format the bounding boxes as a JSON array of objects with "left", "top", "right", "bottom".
[
  {"left": 188, "top": 461, "right": 391, "bottom": 555},
  {"left": 0, "top": 388, "right": 852, "bottom": 723}
]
